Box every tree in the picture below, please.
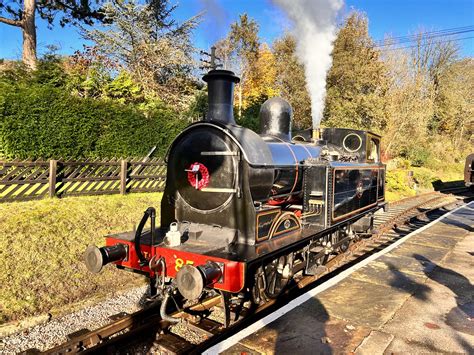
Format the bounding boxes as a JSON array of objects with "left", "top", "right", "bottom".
[
  {"left": 383, "top": 47, "right": 433, "bottom": 159},
  {"left": 215, "top": 14, "right": 260, "bottom": 117},
  {"left": 323, "top": 12, "right": 388, "bottom": 131},
  {"left": 246, "top": 44, "right": 278, "bottom": 103},
  {"left": 272, "top": 34, "right": 311, "bottom": 129},
  {"left": 82, "top": 0, "right": 199, "bottom": 107},
  {"left": 433, "top": 58, "right": 473, "bottom": 150},
  {"left": 235, "top": 44, "right": 279, "bottom": 131},
  {"left": 382, "top": 29, "right": 464, "bottom": 162},
  {"left": 228, "top": 13, "right": 259, "bottom": 71},
  {"left": 0, "top": 0, "right": 104, "bottom": 70},
  {"left": 410, "top": 35, "right": 460, "bottom": 134}
]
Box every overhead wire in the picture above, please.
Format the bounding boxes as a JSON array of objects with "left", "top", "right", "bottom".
[
  {"left": 372, "top": 25, "right": 474, "bottom": 51},
  {"left": 373, "top": 25, "right": 474, "bottom": 46},
  {"left": 376, "top": 29, "right": 474, "bottom": 47},
  {"left": 379, "top": 36, "right": 474, "bottom": 51}
]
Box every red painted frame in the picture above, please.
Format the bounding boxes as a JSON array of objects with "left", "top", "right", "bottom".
[{"left": 104, "top": 237, "right": 246, "bottom": 293}]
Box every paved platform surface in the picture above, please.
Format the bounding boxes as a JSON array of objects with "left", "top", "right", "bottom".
[{"left": 223, "top": 202, "right": 474, "bottom": 354}]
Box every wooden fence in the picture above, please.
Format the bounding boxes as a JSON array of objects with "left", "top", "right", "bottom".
[{"left": 0, "top": 158, "right": 166, "bottom": 203}]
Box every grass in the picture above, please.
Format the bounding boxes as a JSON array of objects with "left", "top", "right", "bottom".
[
  {"left": 0, "top": 193, "right": 162, "bottom": 324},
  {"left": 385, "top": 161, "right": 464, "bottom": 202}
]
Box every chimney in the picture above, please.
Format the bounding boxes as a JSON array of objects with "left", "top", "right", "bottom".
[{"left": 203, "top": 70, "right": 240, "bottom": 125}]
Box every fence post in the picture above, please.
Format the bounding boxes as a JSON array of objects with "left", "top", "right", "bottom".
[
  {"left": 49, "top": 160, "right": 57, "bottom": 198},
  {"left": 120, "top": 159, "right": 129, "bottom": 195}
]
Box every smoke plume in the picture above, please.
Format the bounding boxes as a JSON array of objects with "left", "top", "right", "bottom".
[
  {"left": 274, "top": 0, "right": 343, "bottom": 127},
  {"left": 198, "top": 0, "right": 229, "bottom": 45}
]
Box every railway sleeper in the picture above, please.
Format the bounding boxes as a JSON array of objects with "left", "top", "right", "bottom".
[
  {"left": 153, "top": 333, "right": 194, "bottom": 355},
  {"left": 187, "top": 318, "right": 223, "bottom": 337}
]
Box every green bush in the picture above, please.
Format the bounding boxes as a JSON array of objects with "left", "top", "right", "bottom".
[
  {"left": 386, "top": 170, "right": 410, "bottom": 192},
  {"left": 236, "top": 112, "right": 260, "bottom": 132},
  {"left": 400, "top": 146, "right": 432, "bottom": 167},
  {"left": 385, "top": 169, "right": 416, "bottom": 201},
  {"left": 411, "top": 167, "right": 438, "bottom": 189},
  {"left": 236, "top": 97, "right": 265, "bottom": 133},
  {"left": 0, "top": 83, "right": 187, "bottom": 159}
]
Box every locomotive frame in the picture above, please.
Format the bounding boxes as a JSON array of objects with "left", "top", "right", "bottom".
[{"left": 84, "top": 69, "right": 387, "bottom": 322}]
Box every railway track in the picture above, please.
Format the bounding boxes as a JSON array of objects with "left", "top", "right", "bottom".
[{"left": 33, "top": 189, "right": 471, "bottom": 355}]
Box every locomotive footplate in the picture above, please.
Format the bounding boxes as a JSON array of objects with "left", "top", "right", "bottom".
[
  {"left": 107, "top": 228, "right": 164, "bottom": 245},
  {"left": 103, "top": 230, "right": 246, "bottom": 294}
]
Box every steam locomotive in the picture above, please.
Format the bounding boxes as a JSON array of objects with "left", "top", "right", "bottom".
[{"left": 85, "top": 69, "right": 386, "bottom": 319}]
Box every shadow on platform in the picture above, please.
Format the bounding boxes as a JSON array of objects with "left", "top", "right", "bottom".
[
  {"left": 386, "top": 262, "right": 431, "bottom": 300},
  {"left": 414, "top": 254, "right": 474, "bottom": 352},
  {"left": 440, "top": 216, "right": 473, "bottom": 232},
  {"left": 265, "top": 297, "right": 332, "bottom": 355}
]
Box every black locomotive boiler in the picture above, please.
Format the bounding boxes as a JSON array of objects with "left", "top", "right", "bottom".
[{"left": 85, "top": 69, "right": 387, "bottom": 316}]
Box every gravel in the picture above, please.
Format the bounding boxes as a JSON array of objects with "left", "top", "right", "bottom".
[
  {"left": 0, "top": 286, "right": 149, "bottom": 354},
  {"left": 1, "top": 286, "right": 231, "bottom": 354}
]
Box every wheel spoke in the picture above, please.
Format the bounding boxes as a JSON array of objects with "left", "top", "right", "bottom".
[{"left": 262, "top": 255, "right": 292, "bottom": 299}]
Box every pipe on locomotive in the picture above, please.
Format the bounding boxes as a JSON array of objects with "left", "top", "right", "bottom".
[{"left": 312, "top": 127, "right": 322, "bottom": 140}]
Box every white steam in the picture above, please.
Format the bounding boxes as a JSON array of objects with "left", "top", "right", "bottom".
[{"left": 274, "top": 0, "right": 343, "bottom": 127}]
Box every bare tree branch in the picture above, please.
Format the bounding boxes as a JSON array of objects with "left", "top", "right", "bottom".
[{"left": 0, "top": 15, "right": 22, "bottom": 27}]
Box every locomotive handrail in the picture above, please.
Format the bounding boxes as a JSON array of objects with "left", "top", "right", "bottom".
[{"left": 134, "top": 207, "right": 156, "bottom": 266}]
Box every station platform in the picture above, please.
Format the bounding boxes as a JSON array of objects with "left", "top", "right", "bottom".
[{"left": 220, "top": 201, "right": 474, "bottom": 354}]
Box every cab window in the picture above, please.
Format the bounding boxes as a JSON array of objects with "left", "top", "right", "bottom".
[{"left": 367, "top": 136, "right": 380, "bottom": 162}]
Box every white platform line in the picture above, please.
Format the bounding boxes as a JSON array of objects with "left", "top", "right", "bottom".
[{"left": 204, "top": 200, "right": 473, "bottom": 354}]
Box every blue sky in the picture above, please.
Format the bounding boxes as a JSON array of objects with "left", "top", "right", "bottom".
[{"left": 0, "top": 0, "right": 473, "bottom": 59}]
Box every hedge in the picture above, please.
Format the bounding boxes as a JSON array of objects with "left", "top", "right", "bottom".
[{"left": 0, "top": 83, "right": 187, "bottom": 159}]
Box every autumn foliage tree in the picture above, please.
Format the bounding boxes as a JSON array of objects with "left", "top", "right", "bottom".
[
  {"left": 1, "top": 3, "right": 471, "bottom": 166},
  {"left": 434, "top": 58, "right": 474, "bottom": 148},
  {"left": 382, "top": 30, "right": 470, "bottom": 163}
]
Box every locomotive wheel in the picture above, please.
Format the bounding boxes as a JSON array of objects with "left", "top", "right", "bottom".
[
  {"left": 338, "top": 240, "right": 351, "bottom": 253},
  {"left": 334, "top": 229, "right": 352, "bottom": 254},
  {"left": 264, "top": 255, "right": 291, "bottom": 298},
  {"left": 251, "top": 254, "right": 293, "bottom": 304},
  {"left": 251, "top": 266, "right": 267, "bottom": 305}
]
